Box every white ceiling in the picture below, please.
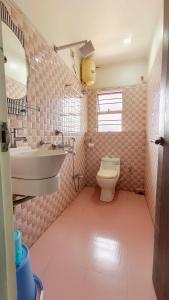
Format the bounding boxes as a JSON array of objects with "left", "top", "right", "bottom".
[{"left": 14, "top": 0, "right": 162, "bottom": 65}]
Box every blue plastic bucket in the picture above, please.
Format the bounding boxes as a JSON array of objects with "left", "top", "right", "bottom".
[
  {"left": 16, "top": 245, "right": 37, "bottom": 300},
  {"left": 34, "top": 274, "right": 44, "bottom": 300}
]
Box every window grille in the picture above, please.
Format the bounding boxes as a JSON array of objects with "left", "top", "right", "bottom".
[{"left": 97, "top": 92, "right": 123, "bottom": 132}]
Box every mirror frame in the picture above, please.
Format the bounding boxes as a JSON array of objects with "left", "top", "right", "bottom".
[{"left": 0, "top": 1, "right": 28, "bottom": 116}]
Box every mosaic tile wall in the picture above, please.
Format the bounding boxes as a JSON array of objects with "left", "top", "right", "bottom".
[
  {"left": 145, "top": 46, "right": 162, "bottom": 221},
  {"left": 85, "top": 84, "right": 147, "bottom": 191},
  {"left": 1, "top": 0, "right": 87, "bottom": 247}
]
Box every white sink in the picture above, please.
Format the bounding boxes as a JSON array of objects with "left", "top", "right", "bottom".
[
  {"left": 10, "top": 147, "right": 67, "bottom": 196},
  {"left": 10, "top": 147, "right": 66, "bottom": 179}
]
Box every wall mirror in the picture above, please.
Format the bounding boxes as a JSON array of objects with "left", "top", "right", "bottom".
[{"left": 1, "top": 20, "right": 28, "bottom": 115}]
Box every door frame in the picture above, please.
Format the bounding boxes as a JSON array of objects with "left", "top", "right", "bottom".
[
  {"left": 153, "top": 0, "right": 169, "bottom": 298},
  {"left": 0, "top": 17, "right": 17, "bottom": 300}
]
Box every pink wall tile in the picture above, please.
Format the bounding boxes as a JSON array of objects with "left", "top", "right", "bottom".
[
  {"left": 1, "top": 0, "right": 87, "bottom": 247},
  {"left": 86, "top": 84, "right": 147, "bottom": 191},
  {"left": 6, "top": 77, "right": 26, "bottom": 99}
]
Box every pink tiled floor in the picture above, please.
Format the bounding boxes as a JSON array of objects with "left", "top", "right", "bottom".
[{"left": 30, "top": 188, "right": 156, "bottom": 300}]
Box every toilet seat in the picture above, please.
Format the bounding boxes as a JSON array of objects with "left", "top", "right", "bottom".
[{"left": 97, "top": 169, "right": 117, "bottom": 179}]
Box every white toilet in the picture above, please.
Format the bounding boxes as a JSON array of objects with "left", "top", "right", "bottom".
[{"left": 96, "top": 157, "right": 120, "bottom": 202}]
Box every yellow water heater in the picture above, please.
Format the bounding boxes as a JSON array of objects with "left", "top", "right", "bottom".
[{"left": 81, "top": 58, "right": 96, "bottom": 86}]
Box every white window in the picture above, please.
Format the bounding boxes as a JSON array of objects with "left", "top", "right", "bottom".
[{"left": 97, "top": 91, "right": 123, "bottom": 132}]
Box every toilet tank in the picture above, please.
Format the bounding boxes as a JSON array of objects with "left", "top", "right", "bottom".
[{"left": 101, "top": 157, "right": 120, "bottom": 170}]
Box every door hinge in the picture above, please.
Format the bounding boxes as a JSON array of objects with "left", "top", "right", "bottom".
[{"left": 0, "top": 122, "right": 10, "bottom": 152}]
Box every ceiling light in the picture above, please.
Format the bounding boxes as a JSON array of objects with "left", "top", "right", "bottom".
[{"left": 123, "top": 37, "right": 132, "bottom": 44}]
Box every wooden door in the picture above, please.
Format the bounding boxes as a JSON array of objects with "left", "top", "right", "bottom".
[{"left": 153, "top": 0, "right": 169, "bottom": 299}]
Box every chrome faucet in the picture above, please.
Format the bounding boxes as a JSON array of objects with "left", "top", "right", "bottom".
[
  {"left": 10, "top": 128, "right": 27, "bottom": 148},
  {"left": 54, "top": 130, "right": 73, "bottom": 150},
  {"left": 55, "top": 130, "right": 64, "bottom": 148}
]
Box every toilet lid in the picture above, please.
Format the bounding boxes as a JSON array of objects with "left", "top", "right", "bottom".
[{"left": 97, "top": 169, "right": 118, "bottom": 179}]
